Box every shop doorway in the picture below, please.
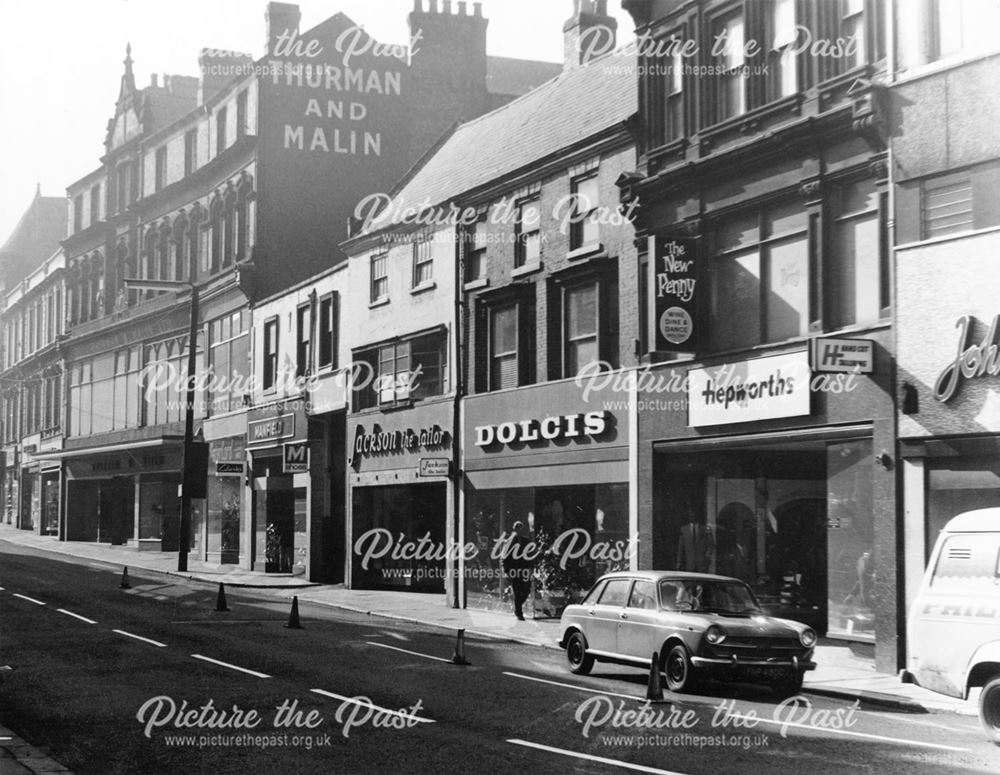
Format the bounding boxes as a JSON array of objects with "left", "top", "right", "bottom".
[{"left": 99, "top": 476, "right": 134, "bottom": 545}]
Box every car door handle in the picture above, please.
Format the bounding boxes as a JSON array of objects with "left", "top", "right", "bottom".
[
  {"left": 619, "top": 612, "right": 628, "bottom": 620},
  {"left": 587, "top": 609, "right": 596, "bottom": 616}
]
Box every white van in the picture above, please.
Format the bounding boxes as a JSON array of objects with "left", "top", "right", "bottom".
[{"left": 904, "top": 508, "right": 1000, "bottom": 743}]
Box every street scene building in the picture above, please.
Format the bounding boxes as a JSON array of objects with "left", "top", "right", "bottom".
[{"left": 3, "top": 1, "right": 1000, "bottom": 771}]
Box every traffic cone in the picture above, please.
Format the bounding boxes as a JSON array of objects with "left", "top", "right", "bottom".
[
  {"left": 120, "top": 567, "right": 131, "bottom": 590},
  {"left": 215, "top": 583, "right": 229, "bottom": 612},
  {"left": 284, "top": 596, "right": 303, "bottom": 629},
  {"left": 451, "top": 628, "right": 469, "bottom": 666},
  {"left": 646, "top": 651, "right": 666, "bottom": 703}
]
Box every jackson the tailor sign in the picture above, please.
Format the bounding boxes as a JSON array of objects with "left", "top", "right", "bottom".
[
  {"left": 688, "top": 351, "right": 811, "bottom": 427},
  {"left": 649, "top": 235, "right": 700, "bottom": 351}
]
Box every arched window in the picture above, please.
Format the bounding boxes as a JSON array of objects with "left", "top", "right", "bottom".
[
  {"left": 236, "top": 174, "right": 254, "bottom": 262},
  {"left": 90, "top": 253, "right": 104, "bottom": 318},
  {"left": 143, "top": 228, "right": 157, "bottom": 299},
  {"left": 159, "top": 222, "right": 171, "bottom": 283},
  {"left": 189, "top": 203, "right": 204, "bottom": 282},
  {"left": 209, "top": 195, "right": 223, "bottom": 275},
  {"left": 117, "top": 240, "right": 135, "bottom": 307},
  {"left": 173, "top": 212, "right": 189, "bottom": 283},
  {"left": 222, "top": 188, "right": 236, "bottom": 269}
]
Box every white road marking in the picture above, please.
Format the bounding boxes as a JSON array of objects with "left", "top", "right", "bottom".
[
  {"left": 365, "top": 641, "right": 452, "bottom": 664},
  {"left": 12, "top": 593, "right": 45, "bottom": 606},
  {"left": 191, "top": 654, "right": 270, "bottom": 678},
  {"left": 310, "top": 689, "right": 435, "bottom": 724},
  {"left": 725, "top": 711, "right": 970, "bottom": 752},
  {"left": 57, "top": 608, "right": 97, "bottom": 624},
  {"left": 503, "top": 671, "right": 642, "bottom": 701},
  {"left": 112, "top": 629, "right": 166, "bottom": 648},
  {"left": 507, "top": 739, "right": 689, "bottom": 774}
]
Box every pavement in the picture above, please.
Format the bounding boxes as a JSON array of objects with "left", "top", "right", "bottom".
[{"left": 0, "top": 524, "right": 981, "bottom": 750}]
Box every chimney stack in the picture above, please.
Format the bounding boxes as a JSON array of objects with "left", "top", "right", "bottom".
[
  {"left": 563, "top": 0, "right": 616, "bottom": 70},
  {"left": 265, "top": 2, "right": 302, "bottom": 57}
]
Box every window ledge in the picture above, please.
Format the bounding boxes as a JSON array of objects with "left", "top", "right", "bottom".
[
  {"left": 368, "top": 297, "right": 390, "bottom": 309},
  {"left": 566, "top": 243, "right": 605, "bottom": 261},
  {"left": 410, "top": 281, "right": 437, "bottom": 296},
  {"left": 464, "top": 278, "right": 489, "bottom": 291},
  {"left": 510, "top": 261, "right": 543, "bottom": 278}
]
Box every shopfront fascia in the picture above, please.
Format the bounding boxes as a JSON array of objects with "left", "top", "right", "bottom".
[
  {"left": 246, "top": 401, "right": 311, "bottom": 576},
  {"left": 637, "top": 335, "right": 898, "bottom": 672},
  {"left": 347, "top": 399, "right": 455, "bottom": 601},
  {"left": 462, "top": 379, "right": 633, "bottom": 617},
  {"left": 44, "top": 439, "right": 184, "bottom": 549}
]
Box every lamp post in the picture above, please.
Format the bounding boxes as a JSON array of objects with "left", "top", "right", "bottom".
[{"left": 123, "top": 278, "right": 199, "bottom": 572}]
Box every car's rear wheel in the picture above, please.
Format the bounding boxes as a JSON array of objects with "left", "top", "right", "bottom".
[
  {"left": 979, "top": 676, "right": 1000, "bottom": 745},
  {"left": 774, "top": 671, "right": 804, "bottom": 697},
  {"left": 664, "top": 644, "right": 697, "bottom": 693},
  {"left": 566, "top": 632, "right": 594, "bottom": 675}
]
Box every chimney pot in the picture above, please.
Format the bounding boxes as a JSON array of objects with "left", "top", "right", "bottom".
[
  {"left": 458, "top": 0, "right": 467, "bottom": 14},
  {"left": 442, "top": 1, "right": 451, "bottom": 13}
]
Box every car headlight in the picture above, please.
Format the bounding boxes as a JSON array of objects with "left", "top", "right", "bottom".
[
  {"left": 705, "top": 625, "right": 726, "bottom": 645},
  {"left": 799, "top": 628, "right": 817, "bottom": 648}
]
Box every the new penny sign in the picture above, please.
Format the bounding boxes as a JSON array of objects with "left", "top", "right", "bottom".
[
  {"left": 934, "top": 314, "right": 1000, "bottom": 402},
  {"left": 650, "top": 235, "right": 699, "bottom": 351},
  {"left": 475, "top": 411, "right": 609, "bottom": 448}
]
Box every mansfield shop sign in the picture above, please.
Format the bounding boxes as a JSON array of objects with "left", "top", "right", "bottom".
[
  {"left": 649, "top": 235, "right": 699, "bottom": 351},
  {"left": 688, "top": 351, "right": 811, "bottom": 427}
]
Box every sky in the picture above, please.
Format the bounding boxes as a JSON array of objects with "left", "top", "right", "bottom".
[{"left": 0, "top": 0, "right": 636, "bottom": 242}]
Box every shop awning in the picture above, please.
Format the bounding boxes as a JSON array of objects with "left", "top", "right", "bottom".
[
  {"left": 652, "top": 424, "right": 872, "bottom": 453},
  {"left": 31, "top": 437, "right": 183, "bottom": 462}
]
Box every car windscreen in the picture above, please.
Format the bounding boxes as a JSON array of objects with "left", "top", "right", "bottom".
[{"left": 659, "top": 579, "right": 762, "bottom": 614}]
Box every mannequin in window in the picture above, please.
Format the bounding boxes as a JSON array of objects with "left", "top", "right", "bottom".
[{"left": 676, "top": 514, "right": 713, "bottom": 573}]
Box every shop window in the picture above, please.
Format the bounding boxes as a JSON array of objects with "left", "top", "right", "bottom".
[
  {"left": 296, "top": 304, "right": 311, "bottom": 377},
  {"left": 927, "top": 455, "right": 1000, "bottom": 561},
  {"left": 353, "top": 329, "right": 448, "bottom": 410},
  {"left": 665, "top": 38, "right": 684, "bottom": 141},
  {"left": 829, "top": 179, "right": 886, "bottom": 329},
  {"left": 463, "top": 213, "right": 488, "bottom": 283},
  {"left": 768, "top": 0, "right": 797, "bottom": 100},
  {"left": 90, "top": 183, "right": 101, "bottom": 224},
  {"left": 317, "top": 292, "right": 339, "bottom": 370},
  {"left": 112, "top": 347, "right": 141, "bottom": 430},
  {"left": 712, "top": 10, "right": 747, "bottom": 122},
  {"left": 143, "top": 336, "right": 205, "bottom": 427},
  {"left": 155, "top": 146, "right": 167, "bottom": 192},
  {"left": 412, "top": 234, "right": 433, "bottom": 287},
  {"left": 922, "top": 173, "right": 973, "bottom": 239},
  {"left": 570, "top": 172, "right": 600, "bottom": 251},
  {"left": 514, "top": 196, "right": 541, "bottom": 268},
  {"left": 209, "top": 311, "right": 249, "bottom": 414},
  {"left": 262, "top": 317, "right": 279, "bottom": 391},
  {"left": 370, "top": 252, "right": 388, "bottom": 303},
  {"left": 933, "top": 0, "right": 999, "bottom": 60},
  {"left": 710, "top": 201, "right": 809, "bottom": 351},
  {"left": 184, "top": 129, "right": 197, "bottom": 176},
  {"left": 490, "top": 304, "right": 518, "bottom": 390},
  {"left": 236, "top": 90, "right": 248, "bottom": 140},
  {"left": 216, "top": 106, "right": 228, "bottom": 155}
]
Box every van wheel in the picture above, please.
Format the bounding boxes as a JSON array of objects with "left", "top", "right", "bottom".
[
  {"left": 980, "top": 677, "right": 1000, "bottom": 745},
  {"left": 566, "top": 632, "right": 594, "bottom": 675}
]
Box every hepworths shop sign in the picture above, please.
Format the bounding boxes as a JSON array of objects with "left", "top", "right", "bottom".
[{"left": 688, "top": 352, "right": 811, "bottom": 427}]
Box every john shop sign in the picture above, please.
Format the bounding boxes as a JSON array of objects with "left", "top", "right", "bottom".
[{"left": 475, "top": 410, "right": 609, "bottom": 448}]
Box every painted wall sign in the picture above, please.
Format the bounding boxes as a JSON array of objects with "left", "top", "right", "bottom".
[
  {"left": 248, "top": 413, "right": 295, "bottom": 444},
  {"left": 216, "top": 461, "right": 245, "bottom": 475},
  {"left": 474, "top": 411, "right": 609, "bottom": 448},
  {"left": 688, "top": 351, "right": 811, "bottom": 427},
  {"left": 811, "top": 337, "right": 874, "bottom": 374},
  {"left": 352, "top": 425, "right": 449, "bottom": 459},
  {"left": 649, "top": 235, "right": 699, "bottom": 351},
  {"left": 934, "top": 314, "right": 1000, "bottom": 402},
  {"left": 418, "top": 458, "right": 451, "bottom": 477},
  {"left": 283, "top": 442, "right": 310, "bottom": 473}
]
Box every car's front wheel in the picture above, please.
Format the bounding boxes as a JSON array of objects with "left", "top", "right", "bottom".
[
  {"left": 566, "top": 632, "right": 594, "bottom": 675},
  {"left": 979, "top": 676, "right": 1000, "bottom": 745},
  {"left": 774, "top": 671, "right": 804, "bottom": 697},
  {"left": 664, "top": 644, "right": 698, "bottom": 693}
]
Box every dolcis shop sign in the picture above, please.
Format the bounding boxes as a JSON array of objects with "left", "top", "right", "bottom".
[
  {"left": 934, "top": 314, "right": 1000, "bottom": 402},
  {"left": 475, "top": 411, "right": 608, "bottom": 448}
]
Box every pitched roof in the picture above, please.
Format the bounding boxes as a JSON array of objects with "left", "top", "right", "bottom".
[
  {"left": 0, "top": 190, "right": 67, "bottom": 289},
  {"left": 486, "top": 55, "right": 562, "bottom": 97},
  {"left": 360, "top": 51, "right": 635, "bottom": 235}
]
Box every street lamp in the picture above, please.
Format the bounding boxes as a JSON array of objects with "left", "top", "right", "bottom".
[{"left": 123, "top": 278, "right": 202, "bottom": 571}]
